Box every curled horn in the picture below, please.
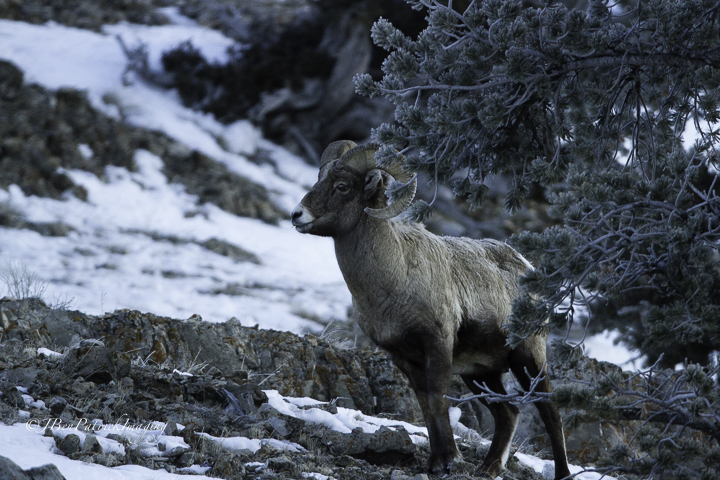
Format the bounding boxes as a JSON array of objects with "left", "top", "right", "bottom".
[
  {"left": 320, "top": 140, "right": 357, "bottom": 167},
  {"left": 337, "top": 143, "right": 417, "bottom": 219}
]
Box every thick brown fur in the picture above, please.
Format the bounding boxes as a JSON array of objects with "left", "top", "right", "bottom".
[{"left": 292, "top": 148, "right": 571, "bottom": 479}]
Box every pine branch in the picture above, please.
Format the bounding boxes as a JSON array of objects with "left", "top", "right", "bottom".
[
  {"left": 447, "top": 365, "right": 553, "bottom": 405},
  {"left": 561, "top": 53, "right": 713, "bottom": 73}
]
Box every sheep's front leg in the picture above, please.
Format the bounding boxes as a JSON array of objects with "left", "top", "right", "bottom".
[{"left": 392, "top": 351, "right": 460, "bottom": 474}]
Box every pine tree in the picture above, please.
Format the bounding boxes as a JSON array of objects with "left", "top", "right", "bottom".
[{"left": 355, "top": 1, "right": 720, "bottom": 477}]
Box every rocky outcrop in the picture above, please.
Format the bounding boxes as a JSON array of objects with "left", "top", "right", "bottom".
[
  {"left": 0, "top": 299, "right": 419, "bottom": 420},
  {"left": 0, "top": 298, "right": 437, "bottom": 479},
  {"left": 0, "top": 297, "right": 641, "bottom": 479}
]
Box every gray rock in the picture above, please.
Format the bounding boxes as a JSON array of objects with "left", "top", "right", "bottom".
[
  {"left": 564, "top": 420, "right": 625, "bottom": 465},
  {"left": 161, "top": 440, "right": 190, "bottom": 458},
  {"left": 0, "top": 455, "right": 67, "bottom": 480},
  {"left": 0, "top": 400, "right": 19, "bottom": 423},
  {"left": 58, "top": 434, "right": 81, "bottom": 456},
  {"left": 2, "top": 386, "right": 26, "bottom": 408},
  {"left": 450, "top": 459, "right": 475, "bottom": 476},
  {"left": 0, "top": 338, "right": 36, "bottom": 364},
  {"left": 48, "top": 397, "right": 67, "bottom": 415},
  {"left": 0, "top": 61, "right": 23, "bottom": 101},
  {"left": 164, "top": 149, "right": 287, "bottom": 224},
  {"left": 202, "top": 238, "right": 261, "bottom": 264},
  {"left": 3, "top": 366, "right": 39, "bottom": 386},
  {"left": 25, "top": 463, "right": 68, "bottom": 480},
  {"left": 0, "top": 455, "right": 30, "bottom": 480},
  {"left": 91, "top": 453, "right": 120, "bottom": 468},
  {"left": 176, "top": 452, "right": 194, "bottom": 468},
  {"left": 266, "top": 417, "right": 289, "bottom": 438},
  {"left": 266, "top": 455, "right": 298, "bottom": 475},
  {"left": 62, "top": 345, "right": 130, "bottom": 384},
  {"left": 163, "top": 421, "right": 179, "bottom": 437},
  {"left": 81, "top": 434, "right": 103, "bottom": 454},
  {"left": 221, "top": 382, "right": 267, "bottom": 415},
  {"left": 312, "top": 425, "right": 416, "bottom": 465},
  {"left": 211, "top": 453, "right": 246, "bottom": 480},
  {"left": 24, "top": 221, "right": 75, "bottom": 237}
]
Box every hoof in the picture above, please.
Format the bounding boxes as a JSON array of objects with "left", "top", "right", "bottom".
[
  {"left": 475, "top": 460, "right": 505, "bottom": 479},
  {"left": 427, "top": 451, "right": 461, "bottom": 475}
]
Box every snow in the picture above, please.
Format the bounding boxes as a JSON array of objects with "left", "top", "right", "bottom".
[
  {"left": 515, "top": 451, "right": 612, "bottom": 480},
  {"left": 0, "top": 17, "right": 350, "bottom": 332},
  {"left": 265, "top": 390, "right": 430, "bottom": 444},
  {"left": 102, "top": 20, "right": 234, "bottom": 73},
  {"left": 221, "top": 120, "right": 263, "bottom": 156},
  {"left": 77, "top": 144, "right": 94, "bottom": 160},
  {"left": 46, "top": 422, "right": 127, "bottom": 457},
  {"left": 0, "top": 152, "right": 348, "bottom": 331},
  {"left": 0, "top": 18, "right": 313, "bottom": 205},
  {"left": 0, "top": 150, "right": 343, "bottom": 328},
  {"left": 37, "top": 347, "right": 65, "bottom": 358},
  {"left": 25, "top": 416, "right": 190, "bottom": 459},
  {"left": 584, "top": 330, "right": 643, "bottom": 370},
  {"left": 21, "top": 394, "right": 46, "bottom": 410},
  {"left": 199, "top": 432, "right": 306, "bottom": 454},
  {"left": 179, "top": 465, "right": 212, "bottom": 474},
  {"left": 303, "top": 473, "right": 331, "bottom": 480},
  {"left": 0, "top": 423, "right": 207, "bottom": 480}
]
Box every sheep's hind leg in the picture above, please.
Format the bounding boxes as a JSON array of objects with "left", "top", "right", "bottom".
[
  {"left": 461, "top": 373, "right": 519, "bottom": 477},
  {"left": 509, "top": 347, "right": 571, "bottom": 480},
  {"left": 392, "top": 353, "right": 460, "bottom": 474}
]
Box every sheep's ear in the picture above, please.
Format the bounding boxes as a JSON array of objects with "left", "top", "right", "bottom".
[{"left": 363, "top": 169, "right": 385, "bottom": 200}]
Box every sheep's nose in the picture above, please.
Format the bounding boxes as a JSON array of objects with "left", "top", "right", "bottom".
[{"left": 291, "top": 206, "right": 303, "bottom": 224}]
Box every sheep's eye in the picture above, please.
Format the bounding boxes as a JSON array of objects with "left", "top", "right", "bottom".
[{"left": 335, "top": 183, "right": 349, "bottom": 193}]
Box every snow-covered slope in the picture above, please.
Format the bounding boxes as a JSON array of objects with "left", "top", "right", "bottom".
[{"left": 0, "top": 13, "right": 349, "bottom": 332}]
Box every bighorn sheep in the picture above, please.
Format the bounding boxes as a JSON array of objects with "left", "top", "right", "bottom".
[{"left": 292, "top": 141, "right": 571, "bottom": 478}]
